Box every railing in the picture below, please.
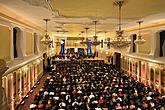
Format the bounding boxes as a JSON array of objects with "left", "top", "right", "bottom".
[
  {"left": 2, "top": 55, "right": 43, "bottom": 110},
  {"left": 121, "top": 54, "right": 165, "bottom": 94}
]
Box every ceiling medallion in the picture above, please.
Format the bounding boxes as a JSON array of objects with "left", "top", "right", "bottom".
[
  {"left": 110, "top": 0, "right": 131, "bottom": 49},
  {"left": 41, "top": 19, "right": 53, "bottom": 45},
  {"left": 134, "top": 21, "right": 146, "bottom": 45}
]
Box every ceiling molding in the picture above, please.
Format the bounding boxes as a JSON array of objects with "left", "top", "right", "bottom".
[
  {"left": 22, "top": 0, "right": 60, "bottom": 17},
  {"left": 52, "top": 17, "right": 136, "bottom": 24},
  {"left": 125, "top": 21, "right": 165, "bottom": 32},
  {"left": 22, "top": 0, "right": 48, "bottom": 8},
  {"left": 0, "top": 3, "right": 44, "bottom": 31}
]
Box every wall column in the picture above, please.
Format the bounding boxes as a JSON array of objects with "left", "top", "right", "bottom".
[
  {"left": 15, "top": 72, "right": 18, "bottom": 105},
  {"left": 0, "top": 59, "right": 9, "bottom": 110},
  {"left": 159, "top": 67, "right": 161, "bottom": 93},
  {"left": 136, "top": 44, "right": 139, "bottom": 54},
  {"left": 10, "top": 28, "right": 14, "bottom": 61},
  {"left": 20, "top": 31, "right": 26, "bottom": 58},
  {"left": 129, "top": 34, "right": 134, "bottom": 54},
  {"left": 148, "top": 65, "right": 151, "bottom": 86}
]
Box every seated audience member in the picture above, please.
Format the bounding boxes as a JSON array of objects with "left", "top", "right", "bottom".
[{"left": 29, "top": 60, "right": 165, "bottom": 110}]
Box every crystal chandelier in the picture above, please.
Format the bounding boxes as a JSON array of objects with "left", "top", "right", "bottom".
[
  {"left": 80, "top": 21, "right": 101, "bottom": 46},
  {"left": 80, "top": 31, "right": 85, "bottom": 46},
  {"left": 135, "top": 21, "right": 146, "bottom": 45},
  {"left": 110, "top": 0, "right": 131, "bottom": 49},
  {"left": 55, "top": 30, "right": 60, "bottom": 46},
  {"left": 103, "top": 32, "right": 110, "bottom": 49},
  {"left": 91, "top": 21, "right": 101, "bottom": 46},
  {"left": 80, "top": 28, "right": 89, "bottom": 44},
  {"left": 41, "top": 19, "right": 53, "bottom": 45}
]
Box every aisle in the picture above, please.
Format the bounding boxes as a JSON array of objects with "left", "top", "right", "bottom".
[{"left": 16, "top": 73, "right": 49, "bottom": 110}]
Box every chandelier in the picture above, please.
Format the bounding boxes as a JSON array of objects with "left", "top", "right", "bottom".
[
  {"left": 80, "top": 28, "right": 89, "bottom": 44},
  {"left": 103, "top": 32, "right": 110, "bottom": 49},
  {"left": 55, "top": 30, "right": 60, "bottom": 46},
  {"left": 80, "top": 20, "right": 101, "bottom": 46},
  {"left": 41, "top": 19, "right": 53, "bottom": 45},
  {"left": 79, "top": 31, "right": 85, "bottom": 46},
  {"left": 134, "top": 21, "right": 146, "bottom": 45},
  {"left": 91, "top": 21, "right": 101, "bottom": 46},
  {"left": 110, "top": 0, "right": 131, "bottom": 49}
]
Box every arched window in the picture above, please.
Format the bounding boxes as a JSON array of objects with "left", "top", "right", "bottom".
[
  {"left": 34, "top": 33, "right": 39, "bottom": 54},
  {"left": 13, "top": 28, "right": 18, "bottom": 58},
  {"left": 129, "top": 34, "right": 137, "bottom": 53},
  {"left": 132, "top": 34, "right": 137, "bottom": 53},
  {"left": 13, "top": 27, "right": 23, "bottom": 58},
  {"left": 159, "top": 31, "right": 165, "bottom": 57}
]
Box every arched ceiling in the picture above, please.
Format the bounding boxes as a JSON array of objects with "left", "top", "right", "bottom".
[{"left": 0, "top": 0, "right": 165, "bottom": 37}]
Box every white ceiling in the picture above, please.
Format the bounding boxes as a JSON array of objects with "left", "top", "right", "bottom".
[{"left": 0, "top": 0, "right": 165, "bottom": 37}]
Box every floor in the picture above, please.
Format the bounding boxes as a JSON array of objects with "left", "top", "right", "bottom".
[{"left": 16, "top": 73, "right": 49, "bottom": 110}]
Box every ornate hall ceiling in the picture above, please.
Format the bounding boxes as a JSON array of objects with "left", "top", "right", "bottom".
[{"left": 0, "top": 0, "right": 165, "bottom": 37}]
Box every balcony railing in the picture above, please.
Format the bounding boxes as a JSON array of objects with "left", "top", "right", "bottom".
[
  {"left": 121, "top": 54, "right": 165, "bottom": 94},
  {"left": 2, "top": 55, "right": 43, "bottom": 110}
]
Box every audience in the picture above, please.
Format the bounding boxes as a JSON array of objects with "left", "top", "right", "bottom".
[{"left": 30, "top": 60, "right": 165, "bottom": 110}]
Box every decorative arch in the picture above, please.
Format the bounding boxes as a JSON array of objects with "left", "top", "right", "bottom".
[
  {"left": 34, "top": 33, "right": 39, "bottom": 54},
  {"left": 129, "top": 34, "right": 137, "bottom": 53},
  {"left": 13, "top": 27, "right": 23, "bottom": 58}
]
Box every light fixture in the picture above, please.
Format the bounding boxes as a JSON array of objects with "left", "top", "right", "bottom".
[
  {"left": 80, "top": 31, "right": 85, "bottom": 46},
  {"left": 41, "top": 19, "right": 53, "bottom": 45},
  {"left": 80, "top": 20, "right": 101, "bottom": 46},
  {"left": 104, "top": 31, "right": 107, "bottom": 43},
  {"left": 55, "top": 30, "right": 60, "bottom": 46},
  {"left": 110, "top": 0, "right": 131, "bottom": 49},
  {"left": 91, "top": 21, "right": 101, "bottom": 46},
  {"left": 104, "top": 32, "right": 110, "bottom": 49},
  {"left": 135, "top": 21, "right": 146, "bottom": 45},
  {"left": 80, "top": 28, "right": 89, "bottom": 44}
]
